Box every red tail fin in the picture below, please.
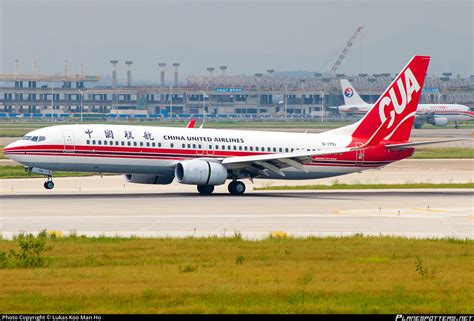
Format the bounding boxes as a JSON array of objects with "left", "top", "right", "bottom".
[{"left": 351, "top": 55, "right": 430, "bottom": 144}]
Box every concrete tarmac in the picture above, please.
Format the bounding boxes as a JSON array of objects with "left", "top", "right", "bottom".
[{"left": 1, "top": 159, "right": 473, "bottom": 239}]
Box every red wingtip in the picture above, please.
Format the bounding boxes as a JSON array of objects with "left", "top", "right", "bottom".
[{"left": 186, "top": 119, "right": 196, "bottom": 128}]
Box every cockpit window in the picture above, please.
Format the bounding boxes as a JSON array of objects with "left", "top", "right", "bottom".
[{"left": 20, "top": 135, "right": 45, "bottom": 142}]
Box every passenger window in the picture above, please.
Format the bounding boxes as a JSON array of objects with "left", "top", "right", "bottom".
[
  {"left": 158, "top": 143, "right": 162, "bottom": 147},
  {"left": 170, "top": 143, "right": 174, "bottom": 148},
  {"left": 152, "top": 142, "right": 155, "bottom": 147},
  {"left": 216, "top": 145, "right": 219, "bottom": 150},
  {"left": 279, "top": 148, "right": 282, "bottom": 152},
  {"left": 209, "top": 145, "right": 212, "bottom": 149},
  {"left": 193, "top": 144, "right": 196, "bottom": 149},
  {"left": 31, "top": 136, "right": 38, "bottom": 142},
  {"left": 256, "top": 147, "right": 259, "bottom": 151},
  {"left": 291, "top": 148, "right": 294, "bottom": 152},
  {"left": 140, "top": 142, "right": 143, "bottom": 147},
  {"left": 121, "top": 141, "right": 125, "bottom": 146},
  {"left": 133, "top": 142, "right": 137, "bottom": 146},
  {"left": 110, "top": 141, "right": 113, "bottom": 146},
  {"left": 285, "top": 148, "right": 289, "bottom": 152},
  {"left": 250, "top": 146, "right": 253, "bottom": 151},
  {"left": 98, "top": 140, "right": 102, "bottom": 145},
  {"left": 267, "top": 147, "right": 271, "bottom": 152},
  {"left": 198, "top": 144, "right": 201, "bottom": 149},
  {"left": 244, "top": 146, "right": 248, "bottom": 151},
  {"left": 92, "top": 140, "right": 96, "bottom": 145},
  {"left": 187, "top": 144, "right": 191, "bottom": 148},
  {"left": 115, "top": 141, "right": 119, "bottom": 146},
  {"left": 228, "top": 145, "right": 231, "bottom": 150},
  {"left": 273, "top": 147, "right": 276, "bottom": 152},
  {"left": 86, "top": 140, "right": 90, "bottom": 144},
  {"left": 233, "top": 146, "right": 237, "bottom": 150},
  {"left": 127, "top": 141, "right": 131, "bottom": 146},
  {"left": 239, "top": 146, "right": 242, "bottom": 151},
  {"left": 182, "top": 143, "right": 185, "bottom": 148}
]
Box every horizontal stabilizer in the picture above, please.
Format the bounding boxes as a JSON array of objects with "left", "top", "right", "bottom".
[{"left": 386, "top": 138, "right": 469, "bottom": 150}]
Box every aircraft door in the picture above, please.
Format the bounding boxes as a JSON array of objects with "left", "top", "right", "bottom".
[
  {"left": 355, "top": 142, "right": 364, "bottom": 166},
  {"left": 63, "top": 129, "right": 75, "bottom": 153}
]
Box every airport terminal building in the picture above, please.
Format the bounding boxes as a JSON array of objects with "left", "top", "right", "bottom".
[{"left": 0, "top": 67, "right": 473, "bottom": 120}]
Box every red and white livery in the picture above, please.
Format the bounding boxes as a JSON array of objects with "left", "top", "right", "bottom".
[{"left": 3, "top": 56, "right": 462, "bottom": 195}]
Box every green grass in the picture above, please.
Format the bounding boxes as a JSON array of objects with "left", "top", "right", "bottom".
[
  {"left": 0, "top": 165, "right": 99, "bottom": 179},
  {"left": 0, "top": 235, "right": 472, "bottom": 314},
  {"left": 255, "top": 182, "right": 474, "bottom": 191},
  {"left": 413, "top": 148, "right": 473, "bottom": 159}
]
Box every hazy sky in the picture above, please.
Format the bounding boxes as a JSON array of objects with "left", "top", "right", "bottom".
[{"left": 0, "top": 0, "right": 472, "bottom": 81}]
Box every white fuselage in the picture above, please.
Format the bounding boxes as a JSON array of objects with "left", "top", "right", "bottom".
[
  {"left": 339, "top": 103, "right": 472, "bottom": 123},
  {"left": 5, "top": 124, "right": 381, "bottom": 181}
]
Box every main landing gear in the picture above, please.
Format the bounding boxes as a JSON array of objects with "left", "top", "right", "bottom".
[
  {"left": 43, "top": 176, "right": 54, "bottom": 190},
  {"left": 196, "top": 180, "right": 246, "bottom": 196},
  {"left": 228, "top": 180, "right": 246, "bottom": 196}
]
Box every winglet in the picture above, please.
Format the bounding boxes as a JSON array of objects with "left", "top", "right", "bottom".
[{"left": 186, "top": 119, "right": 196, "bottom": 128}]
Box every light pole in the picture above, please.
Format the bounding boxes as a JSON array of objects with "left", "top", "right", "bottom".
[
  {"left": 284, "top": 85, "right": 288, "bottom": 119},
  {"left": 78, "top": 89, "right": 83, "bottom": 123},
  {"left": 169, "top": 86, "right": 173, "bottom": 118},
  {"left": 200, "top": 90, "right": 207, "bottom": 123},
  {"left": 320, "top": 91, "right": 325, "bottom": 123}
]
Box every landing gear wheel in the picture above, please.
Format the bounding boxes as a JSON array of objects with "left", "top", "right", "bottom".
[
  {"left": 455, "top": 122, "right": 460, "bottom": 129},
  {"left": 44, "top": 181, "right": 54, "bottom": 190},
  {"left": 197, "top": 185, "right": 214, "bottom": 195},
  {"left": 228, "top": 181, "right": 245, "bottom": 196}
]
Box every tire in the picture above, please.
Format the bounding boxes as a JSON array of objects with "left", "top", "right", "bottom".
[
  {"left": 45, "top": 181, "right": 54, "bottom": 190},
  {"left": 197, "top": 185, "right": 214, "bottom": 195},
  {"left": 228, "top": 181, "right": 245, "bottom": 195}
]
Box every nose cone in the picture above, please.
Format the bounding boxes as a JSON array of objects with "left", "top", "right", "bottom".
[{"left": 3, "top": 141, "right": 24, "bottom": 161}]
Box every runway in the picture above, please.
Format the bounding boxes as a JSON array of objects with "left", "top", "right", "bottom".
[
  {"left": 1, "top": 158, "right": 472, "bottom": 239},
  {"left": 1, "top": 187, "right": 472, "bottom": 239}
]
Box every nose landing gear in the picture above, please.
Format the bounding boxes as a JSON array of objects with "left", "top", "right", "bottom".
[{"left": 43, "top": 176, "right": 54, "bottom": 190}]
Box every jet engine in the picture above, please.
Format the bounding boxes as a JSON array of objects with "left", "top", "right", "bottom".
[
  {"left": 124, "top": 174, "right": 174, "bottom": 185},
  {"left": 175, "top": 159, "right": 228, "bottom": 185},
  {"left": 431, "top": 117, "right": 448, "bottom": 127}
]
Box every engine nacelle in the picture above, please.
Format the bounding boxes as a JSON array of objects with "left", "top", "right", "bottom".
[
  {"left": 124, "top": 174, "right": 174, "bottom": 185},
  {"left": 432, "top": 117, "right": 448, "bottom": 127},
  {"left": 175, "top": 159, "right": 228, "bottom": 186}
]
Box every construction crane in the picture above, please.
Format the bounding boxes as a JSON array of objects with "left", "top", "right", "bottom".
[{"left": 329, "top": 26, "right": 364, "bottom": 74}]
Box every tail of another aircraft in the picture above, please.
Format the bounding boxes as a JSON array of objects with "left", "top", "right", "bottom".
[
  {"left": 340, "top": 79, "right": 366, "bottom": 105},
  {"left": 331, "top": 56, "right": 430, "bottom": 145}
]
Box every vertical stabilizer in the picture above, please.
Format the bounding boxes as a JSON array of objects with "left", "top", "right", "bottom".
[
  {"left": 349, "top": 55, "right": 430, "bottom": 144},
  {"left": 340, "top": 79, "right": 366, "bottom": 106}
]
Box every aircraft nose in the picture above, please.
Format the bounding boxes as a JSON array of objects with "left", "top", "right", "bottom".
[{"left": 3, "top": 141, "right": 23, "bottom": 157}]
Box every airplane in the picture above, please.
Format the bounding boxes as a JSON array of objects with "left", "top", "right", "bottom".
[
  {"left": 3, "top": 56, "right": 464, "bottom": 195},
  {"left": 338, "top": 78, "right": 474, "bottom": 128}
]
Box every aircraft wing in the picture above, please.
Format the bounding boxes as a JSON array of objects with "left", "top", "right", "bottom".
[{"left": 221, "top": 148, "right": 352, "bottom": 177}]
